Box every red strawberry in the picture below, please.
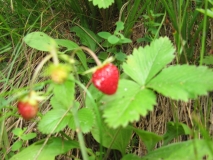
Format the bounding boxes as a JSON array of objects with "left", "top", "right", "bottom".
[
  {"left": 17, "top": 100, "right": 38, "bottom": 120},
  {"left": 17, "top": 91, "right": 41, "bottom": 120},
  {"left": 92, "top": 63, "right": 119, "bottom": 95}
]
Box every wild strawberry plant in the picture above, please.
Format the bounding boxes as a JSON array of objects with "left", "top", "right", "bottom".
[{"left": 7, "top": 30, "right": 213, "bottom": 160}]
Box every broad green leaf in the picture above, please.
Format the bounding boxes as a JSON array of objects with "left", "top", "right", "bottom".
[
  {"left": 55, "top": 39, "right": 88, "bottom": 70},
  {"left": 10, "top": 137, "right": 79, "bottom": 160},
  {"left": 52, "top": 80, "right": 75, "bottom": 109},
  {"left": 88, "top": 0, "right": 114, "bottom": 8},
  {"left": 21, "top": 133, "right": 37, "bottom": 141},
  {"left": 38, "top": 109, "right": 71, "bottom": 134},
  {"left": 68, "top": 108, "right": 95, "bottom": 133},
  {"left": 70, "top": 26, "right": 101, "bottom": 50},
  {"left": 141, "top": 139, "right": 213, "bottom": 160},
  {"left": 123, "top": 37, "right": 175, "bottom": 85},
  {"left": 102, "top": 79, "right": 156, "bottom": 128},
  {"left": 98, "top": 32, "right": 112, "bottom": 39},
  {"left": 12, "top": 128, "right": 24, "bottom": 137},
  {"left": 147, "top": 65, "right": 213, "bottom": 101},
  {"left": 121, "top": 154, "right": 141, "bottom": 160},
  {"left": 134, "top": 128, "right": 163, "bottom": 152},
  {"left": 24, "top": 32, "right": 57, "bottom": 51},
  {"left": 108, "top": 35, "right": 119, "bottom": 44},
  {"left": 91, "top": 124, "right": 132, "bottom": 155},
  {"left": 203, "top": 55, "right": 213, "bottom": 65},
  {"left": 11, "top": 140, "right": 23, "bottom": 151},
  {"left": 163, "top": 122, "right": 191, "bottom": 145}
]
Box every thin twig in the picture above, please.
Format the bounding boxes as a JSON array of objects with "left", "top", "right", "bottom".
[
  {"left": 30, "top": 54, "right": 52, "bottom": 90},
  {"left": 80, "top": 46, "right": 102, "bottom": 66}
]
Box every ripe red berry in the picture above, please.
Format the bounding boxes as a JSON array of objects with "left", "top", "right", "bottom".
[
  {"left": 17, "top": 101, "right": 38, "bottom": 120},
  {"left": 92, "top": 63, "right": 119, "bottom": 95},
  {"left": 17, "top": 91, "right": 40, "bottom": 120}
]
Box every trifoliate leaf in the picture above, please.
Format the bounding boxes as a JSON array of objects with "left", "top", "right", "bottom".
[
  {"left": 102, "top": 79, "right": 156, "bottom": 128},
  {"left": 123, "top": 37, "right": 175, "bottom": 85},
  {"left": 141, "top": 139, "right": 213, "bottom": 160},
  {"left": 88, "top": 0, "right": 114, "bottom": 9},
  {"left": 91, "top": 124, "right": 133, "bottom": 155},
  {"left": 10, "top": 137, "right": 79, "bottom": 160},
  {"left": 147, "top": 65, "right": 213, "bottom": 101},
  {"left": 68, "top": 108, "right": 95, "bottom": 133},
  {"left": 38, "top": 109, "right": 71, "bottom": 134}
]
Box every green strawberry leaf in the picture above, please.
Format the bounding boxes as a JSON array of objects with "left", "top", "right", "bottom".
[
  {"left": 102, "top": 79, "right": 156, "bottom": 128},
  {"left": 147, "top": 65, "right": 213, "bottom": 101},
  {"left": 38, "top": 109, "right": 71, "bottom": 134},
  {"left": 10, "top": 137, "right": 79, "bottom": 160},
  {"left": 52, "top": 80, "right": 75, "bottom": 109},
  {"left": 123, "top": 37, "right": 175, "bottom": 85},
  {"left": 88, "top": 0, "right": 114, "bottom": 8},
  {"left": 134, "top": 128, "right": 163, "bottom": 152},
  {"left": 163, "top": 122, "right": 191, "bottom": 145},
  {"left": 141, "top": 139, "right": 213, "bottom": 160},
  {"left": 68, "top": 107, "right": 95, "bottom": 133},
  {"left": 91, "top": 124, "right": 133, "bottom": 155},
  {"left": 23, "top": 32, "right": 58, "bottom": 52}
]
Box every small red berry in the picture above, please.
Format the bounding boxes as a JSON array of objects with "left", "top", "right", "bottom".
[
  {"left": 92, "top": 63, "right": 119, "bottom": 95},
  {"left": 17, "top": 91, "right": 41, "bottom": 120},
  {"left": 17, "top": 101, "right": 38, "bottom": 120}
]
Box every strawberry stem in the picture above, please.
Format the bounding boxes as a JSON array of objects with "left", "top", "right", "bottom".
[
  {"left": 80, "top": 46, "right": 102, "bottom": 66},
  {"left": 49, "top": 47, "right": 59, "bottom": 65},
  {"left": 30, "top": 55, "right": 52, "bottom": 90}
]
